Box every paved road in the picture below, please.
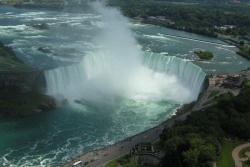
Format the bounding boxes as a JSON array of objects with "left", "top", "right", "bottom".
[
  {"left": 232, "top": 143, "right": 250, "bottom": 167},
  {"left": 62, "top": 76, "right": 214, "bottom": 167},
  {"left": 63, "top": 113, "right": 185, "bottom": 167},
  {"left": 63, "top": 71, "right": 250, "bottom": 167},
  {"left": 63, "top": 124, "right": 164, "bottom": 167}
]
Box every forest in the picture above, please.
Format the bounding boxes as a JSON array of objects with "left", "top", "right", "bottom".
[
  {"left": 108, "top": 0, "right": 250, "bottom": 37},
  {"left": 159, "top": 80, "right": 250, "bottom": 167}
]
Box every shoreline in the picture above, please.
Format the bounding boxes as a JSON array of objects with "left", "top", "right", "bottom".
[
  {"left": 62, "top": 108, "right": 188, "bottom": 167},
  {"left": 132, "top": 21, "right": 239, "bottom": 48},
  {"left": 131, "top": 20, "right": 246, "bottom": 56},
  {"left": 0, "top": 4, "right": 248, "bottom": 166},
  {"left": 62, "top": 88, "right": 209, "bottom": 167},
  {"left": 63, "top": 69, "right": 250, "bottom": 167},
  {"left": 0, "top": 4, "right": 243, "bottom": 46}
]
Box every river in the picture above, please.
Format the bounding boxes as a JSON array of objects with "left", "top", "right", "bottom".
[{"left": 0, "top": 5, "right": 249, "bottom": 167}]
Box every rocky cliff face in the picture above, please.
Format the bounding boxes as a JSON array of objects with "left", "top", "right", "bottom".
[
  {"left": 0, "top": 69, "right": 55, "bottom": 117},
  {"left": 0, "top": 42, "right": 45, "bottom": 93},
  {"left": 0, "top": 42, "right": 55, "bottom": 117},
  {"left": 0, "top": 70, "right": 45, "bottom": 93}
]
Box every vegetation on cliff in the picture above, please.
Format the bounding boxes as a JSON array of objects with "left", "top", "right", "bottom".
[
  {"left": 0, "top": 42, "right": 31, "bottom": 71},
  {"left": 194, "top": 50, "right": 214, "bottom": 61},
  {"left": 2, "top": 0, "right": 250, "bottom": 38},
  {"left": 237, "top": 44, "right": 250, "bottom": 60},
  {"left": 108, "top": 0, "right": 250, "bottom": 38},
  {"left": 0, "top": 89, "right": 55, "bottom": 117},
  {"left": 0, "top": 42, "right": 55, "bottom": 117},
  {"left": 159, "top": 80, "right": 250, "bottom": 167}
]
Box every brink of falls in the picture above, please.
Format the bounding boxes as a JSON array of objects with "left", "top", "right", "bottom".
[{"left": 44, "top": 51, "right": 206, "bottom": 104}]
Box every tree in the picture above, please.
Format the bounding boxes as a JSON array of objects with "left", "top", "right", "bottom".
[{"left": 183, "top": 148, "right": 200, "bottom": 167}]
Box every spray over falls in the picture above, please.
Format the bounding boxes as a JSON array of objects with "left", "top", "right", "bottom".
[
  {"left": 44, "top": 1, "right": 206, "bottom": 106},
  {"left": 44, "top": 52, "right": 206, "bottom": 104}
]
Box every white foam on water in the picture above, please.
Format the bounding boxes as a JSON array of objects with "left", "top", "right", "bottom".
[{"left": 143, "top": 34, "right": 178, "bottom": 42}]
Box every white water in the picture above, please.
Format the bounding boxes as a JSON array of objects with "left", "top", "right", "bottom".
[
  {"left": 142, "top": 52, "right": 206, "bottom": 98},
  {"left": 0, "top": 4, "right": 210, "bottom": 167},
  {"left": 158, "top": 33, "right": 235, "bottom": 47},
  {"left": 43, "top": 2, "right": 206, "bottom": 105},
  {"left": 44, "top": 51, "right": 206, "bottom": 104}
]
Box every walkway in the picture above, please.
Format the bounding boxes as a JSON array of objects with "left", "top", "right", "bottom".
[
  {"left": 62, "top": 75, "right": 216, "bottom": 167},
  {"left": 232, "top": 143, "right": 250, "bottom": 167},
  {"left": 62, "top": 120, "right": 168, "bottom": 167},
  {"left": 63, "top": 71, "right": 250, "bottom": 167}
]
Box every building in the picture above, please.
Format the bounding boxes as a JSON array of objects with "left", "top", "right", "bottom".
[{"left": 134, "top": 143, "right": 162, "bottom": 167}]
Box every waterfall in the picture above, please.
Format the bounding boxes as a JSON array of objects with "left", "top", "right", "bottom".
[
  {"left": 44, "top": 52, "right": 206, "bottom": 103},
  {"left": 44, "top": 63, "right": 86, "bottom": 98},
  {"left": 141, "top": 52, "right": 206, "bottom": 96}
]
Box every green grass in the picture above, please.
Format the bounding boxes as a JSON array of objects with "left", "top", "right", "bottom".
[
  {"left": 106, "top": 160, "right": 116, "bottom": 167},
  {"left": 237, "top": 44, "right": 250, "bottom": 60},
  {"left": 217, "top": 139, "right": 242, "bottom": 167},
  {"left": 240, "top": 146, "right": 250, "bottom": 158},
  {"left": 105, "top": 154, "right": 137, "bottom": 167},
  {"left": 245, "top": 81, "right": 250, "bottom": 87},
  {"left": 194, "top": 50, "right": 214, "bottom": 61},
  {"left": 0, "top": 43, "right": 31, "bottom": 71}
]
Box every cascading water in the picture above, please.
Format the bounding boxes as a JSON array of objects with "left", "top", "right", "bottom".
[
  {"left": 142, "top": 52, "right": 206, "bottom": 97},
  {"left": 0, "top": 3, "right": 214, "bottom": 167},
  {"left": 44, "top": 51, "right": 206, "bottom": 104}
]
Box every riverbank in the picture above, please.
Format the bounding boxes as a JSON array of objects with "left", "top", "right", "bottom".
[
  {"left": 62, "top": 93, "right": 200, "bottom": 166},
  {"left": 0, "top": 42, "right": 56, "bottom": 117},
  {"left": 0, "top": 89, "right": 56, "bottom": 117},
  {"left": 62, "top": 69, "right": 250, "bottom": 167},
  {"left": 135, "top": 20, "right": 250, "bottom": 62},
  {"left": 62, "top": 109, "right": 186, "bottom": 167}
]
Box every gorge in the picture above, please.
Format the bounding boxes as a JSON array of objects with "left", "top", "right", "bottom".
[{"left": 0, "top": 2, "right": 250, "bottom": 167}]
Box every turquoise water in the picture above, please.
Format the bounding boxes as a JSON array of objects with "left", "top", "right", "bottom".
[
  {"left": 0, "top": 99, "right": 178, "bottom": 166},
  {"left": 131, "top": 24, "right": 250, "bottom": 74},
  {"left": 0, "top": 6, "right": 249, "bottom": 167}
]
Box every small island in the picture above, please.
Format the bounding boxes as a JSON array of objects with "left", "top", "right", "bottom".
[{"left": 194, "top": 49, "right": 214, "bottom": 61}]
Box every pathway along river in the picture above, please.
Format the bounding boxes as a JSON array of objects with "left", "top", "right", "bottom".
[{"left": 0, "top": 6, "right": 249, "bottom": 167}]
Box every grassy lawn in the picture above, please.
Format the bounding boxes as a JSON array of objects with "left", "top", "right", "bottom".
[
  {"left": 239, "top": 146, "right": 250, "bottom": 167},
  {"left": 216, "top": 139, "right": 242, "bottom": 167},
  {"left": 239, "top": 146, "right": 250, "bottom": 158},
  {"left": 105, "top": 154, "right": 137, "bottom": 167}
]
